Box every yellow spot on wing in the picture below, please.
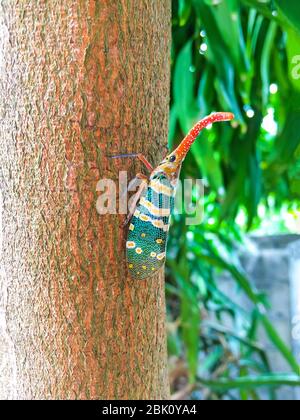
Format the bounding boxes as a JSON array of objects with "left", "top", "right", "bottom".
[
  {"left": 152, "top": 220, "right": 163, "bottom": 228},
  {"left": 151, "top": 219, "right": 169, "bottom": 232},
  {"left": 140, "top": 214, "right": 150, "bottom": 222},
  {"left": 157, "top": 252, "right": 165, "bottom": 260},
  {"left": 135, "top": 247, "right": 143, "bottom": 254},
  {"left": 129, "top": 224, "right": 135, "bottom": 231},
  {"left": 126, "top": 241, "right": 136, "bottom": 249}
]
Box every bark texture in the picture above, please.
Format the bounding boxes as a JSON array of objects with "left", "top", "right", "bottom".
[{"left": 0, "top": 0, "right": 171, "bottom": 400}]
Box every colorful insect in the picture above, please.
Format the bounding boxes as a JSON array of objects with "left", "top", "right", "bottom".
[{"left": 112, "top": 112, "right": 234, "bottom": 280}]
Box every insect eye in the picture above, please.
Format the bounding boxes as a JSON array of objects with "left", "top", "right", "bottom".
[{"left": 169, "top": 155, "right": 176, "bottom": 163}]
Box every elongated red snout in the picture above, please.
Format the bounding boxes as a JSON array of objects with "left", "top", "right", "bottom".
[{"left": 174, "top": 112, "right": 234, "bottom": 160}]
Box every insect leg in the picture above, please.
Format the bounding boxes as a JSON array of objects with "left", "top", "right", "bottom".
[
  {"left": 119, "top": 172, "right": 147, "bottom": 203},
  {"left": 136, "top": 154, "right": 153, "bottom": 172}
]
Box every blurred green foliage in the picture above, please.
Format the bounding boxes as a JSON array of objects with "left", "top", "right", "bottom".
[{"left": 167, "top": 0, "right": 300, "bottom": 400}]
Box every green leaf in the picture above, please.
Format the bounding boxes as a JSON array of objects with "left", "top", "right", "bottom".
[
  {"left": 192, "top": 0, "right": 244, "bottom": 125},
  {"left": 167, "top": 326, "right": 182, "bottom": 357},
  {"left": 198, "top": 346, "right": 223, "bottom": 375},
  {"left": 178, "top": 0, "right": 192, "bottom": 26},
  {"left": 168, "top": 105, "right": 178, "bottom": 148},
  {"left": 174, "top": 264, "right": 200, "bottom": 382},
  {"left": 173, "top": 41, "right": 200, "bottom": 134},
  {"left": 208, "top": 0, "right": 244, "bottom": 71},
  {"left": 192, "top": 246, "right": 263, "bottom": 305},
  {"left": 191, "top": 132, "right": 224, "bottom": 191},
  {"left": 197, "top": 66, "right": 214, "bottom": 115},
  {"left": 260, "top": 21, "right": 277, "bottom": 108},
  {"left": 274, "top": 0, "right": 300, "bottom": 35},
  {"left": 198, "top": 374, "right": 300, "bottom": 390},
  {"left": 240, "top": 0, "right": 273, "bottom": 20},
  {"left": 286, "top": 28, "right": 300, "bottom": 93},
  {"left": 246, "top": 153, "right": 262, "bottom": 228},
  {"left": 259, "top": 314, "right": 300, "bottom": 374},
  {"left": 275, "top": 105, "right": 300, "bottom": 165},
  {"left": 204, "top": 322, "right": 266, "bottom": 354}
]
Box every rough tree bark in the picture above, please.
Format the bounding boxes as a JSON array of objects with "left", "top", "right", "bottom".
[{"left": 0, "top": 0, "right": 171, "bottom": 400}]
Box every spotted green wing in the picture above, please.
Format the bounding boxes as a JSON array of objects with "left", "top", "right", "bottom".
[{"left": 126, "top": 173, "right": 175, "bottom": 280}]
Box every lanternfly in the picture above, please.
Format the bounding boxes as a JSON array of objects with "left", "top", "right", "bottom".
[{"left": 112, "top": 112, "right": 234, "bottom": 280}]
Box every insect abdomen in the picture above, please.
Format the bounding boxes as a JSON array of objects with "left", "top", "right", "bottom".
[{"left": 126, "top": 174, "right": 174, "bottom": 280}]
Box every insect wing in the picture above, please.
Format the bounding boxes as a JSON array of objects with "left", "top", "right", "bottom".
[{"left": 126, "top": 174, "right": 174, "bottom": 279}]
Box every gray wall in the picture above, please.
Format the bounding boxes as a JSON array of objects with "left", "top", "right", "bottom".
[{"left": 219, "top": 234, "right": 300, "bottom": 400}]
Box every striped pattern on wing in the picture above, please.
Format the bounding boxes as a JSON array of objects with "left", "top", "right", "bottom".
[{"left": 126, "top": 173, "right": 175, "bottom": 280}]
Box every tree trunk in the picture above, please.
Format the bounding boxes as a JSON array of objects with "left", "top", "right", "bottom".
[{"left": 0, "top": 0, "right": 171, "bottom": 400}]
